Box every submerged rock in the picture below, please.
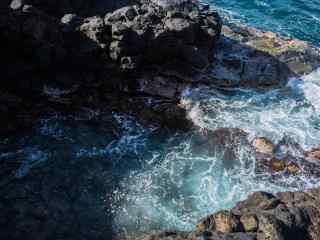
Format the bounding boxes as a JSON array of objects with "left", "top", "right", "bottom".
[
  {"left": 191, "top": 128, "right": 250, "bottom": 169},
  {"left": 190, "top": 129, "right": 320, "bottom": 178}
]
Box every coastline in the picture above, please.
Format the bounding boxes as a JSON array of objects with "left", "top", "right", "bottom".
[{"left": 1, "top": 1, "right": 320, "bottom": 239}]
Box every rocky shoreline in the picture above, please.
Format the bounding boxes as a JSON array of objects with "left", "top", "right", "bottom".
[
  {"left": 1, "top": 0, "right": 320, "bottom": 239},
  {"left": 143, "top": 129, "right": 320, "bottom": 240},
  {"left": 2, "top": 0, "right": 320, "bottom": 136},
  {"left": 145, "top": 187, "right": 320, "bottom": 240}
]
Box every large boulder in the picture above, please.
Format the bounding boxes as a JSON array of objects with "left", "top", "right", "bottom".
[{"left": 105, "top": 2, "right": 221, "bottom": 71}]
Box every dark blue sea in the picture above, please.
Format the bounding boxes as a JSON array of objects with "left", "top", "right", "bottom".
[{"left": 205, "top": 0, "right": 320, "bottom": 46}]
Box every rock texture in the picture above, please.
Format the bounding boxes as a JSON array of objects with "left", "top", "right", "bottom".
[
  {"left": 133, "top": 22, "right": 320, "bottom": 100},
  {"left": 251, "top": 136, "right": 320, "bottom": 178},
  {"left": 104, "top": 1, "right": 221, "bottom": 71},
  {"left": 145, "top": 188, "right": 320, "bottom": 240},
  {"left": 2, "top": 0, "right": 320, "bottom": 135},
  {"left": 192, "top": 129, "right": 320, "bottom": 178},
  {"left": 0, "top": 0, "right": 221, "bottom": 134},
  {"left": 214, "top": 24, "right": 320, "bottom": 87},
  {"left": 141, "top": 131, "right": 320, "bottom": 239}
]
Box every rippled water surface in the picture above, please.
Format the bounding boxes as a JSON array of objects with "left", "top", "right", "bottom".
[
  {"left": 203, "top": 0, "right": 320, "bottom": 46},
  {"left": 111, "top": 69, "right": 320, "bottom": 236},
  {"left": 3, "top": 69, "right": 320, "bottom": 238},
  {"left": 2, "top": 1, "right": 320, "bottom": 239}
]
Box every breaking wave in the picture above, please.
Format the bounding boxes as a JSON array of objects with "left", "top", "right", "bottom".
[{"left": 110, "top": 68, "right": 320, "bottom": 238}]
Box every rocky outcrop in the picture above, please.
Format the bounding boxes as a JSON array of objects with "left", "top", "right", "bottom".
[
  {"left": 166, "top": 23, "right": 320, "bottom": 90},
  {"left": 0, "top": 0, "right": 222, "bottom": 134},
  {"left": 145, "top": 188, "right": 320, "bottom": 240},
  {"left": 211, "top": 24, "right": 320, "bottom": 88},
  {"left": 2, "top": 0, "right": 320, "bottom": 133},
  {"left": 2, "top": 0, "right": 221, "bottom": 75},
  {"left": 104, "top": 1, "right": 221, "bottom": 71},
  {"left": 132, "top": 23, "right": 320, "bottom": 100}
]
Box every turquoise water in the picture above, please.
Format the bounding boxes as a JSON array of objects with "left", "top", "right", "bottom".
[
  {"left": 1, "top": 1, "right": 320, "bottom": 239},
  {"left": 112, "top": 71, "right": 320, "bottom": 236},
  {"left": 204, "top": 0, "right": 320, "bottom": 46}
]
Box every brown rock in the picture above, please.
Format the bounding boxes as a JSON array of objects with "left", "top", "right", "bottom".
[
  {"left": 240, "top": 215, "right": 258, "bottom": 232},
  {"left": 234, "top": 192, "right": 279, "bottom": 213},
  {"left": 252, "top": 137, "right": 275, "bottom": 155},
  {"left": 269, "top": 158, "right": 286, "bottom": 172},
  {"left": 196, "top": 211, "right": 241, "bottom": 234},
  {"left": 196, "top": 214, "right": 215, "bottom": 233},
  {"left": 257, "top": 214, "right": 285, "bottom": 240},
  {"left": 213, "top": 211, "right": 240, "bottom": 233},
  {"left": 305, "top": 149, "right": 320, "bottom": 161},
  {"left": 286, "top": 162, "right": 300, "bottom": 174}
]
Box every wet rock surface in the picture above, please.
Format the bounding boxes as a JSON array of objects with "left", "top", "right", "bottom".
[
  {"left": 191, "top": 128, "right": 250, "bottom": 169},
  {"left": 250, "top": 136, "right": 320, "bottom": 178},
  {"left": 147, "top": 188, "right": 320, "bottom": 240},
  {"left": 190, "top": 129, "right": 320, "bottom": 178},
  {"left": 208, "top": 23, "right": 320, "bottom": 88}
]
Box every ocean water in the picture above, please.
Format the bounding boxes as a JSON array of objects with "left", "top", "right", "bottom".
[
  {"left": 111, "top": 71, "right": 320, "bottom": 236},
  {"left": 5, "top": 70, "right": 320, "bottom": 238},
  {"left": 1, "top": 1, "right": 320, "bottom": 239},
  {"left": 204, "top": 0, "right": 320, "bottom": 46}
]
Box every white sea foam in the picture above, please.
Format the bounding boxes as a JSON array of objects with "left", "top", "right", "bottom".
[
  {"left": 112, "top": 133, "right": 319, "bottom": 236},
  {"left": 299, "top": 68, "right": 320, "bottom": 111},
  {"left": 182, "top": 68, "right": 320, "bottom": 149},
  {"left": 111, "top": 68, "right": 320, "bottom": 236},
  {"left": 8, "top": 68, "right": 320, "bottom": 237}
]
